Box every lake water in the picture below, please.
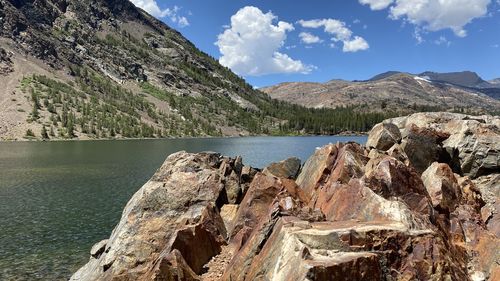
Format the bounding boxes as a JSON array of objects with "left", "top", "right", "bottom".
[{"left": 0, "top": 136, "right": 366, "bottom": 280}]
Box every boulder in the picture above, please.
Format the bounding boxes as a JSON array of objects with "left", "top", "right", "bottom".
[
  {"left": 366, "top": 122, "right": 401, "bottom": 150},
  {"left": 296, "top": 144, "right": 339, "bottom": 197},
  {"left": 364, "top": 156, "right": 432, "bottom": 215},
  {"left": 70, "top": 152, "right": 245, "bottom": 281},
  {"left": 236, "top": 217, "right": 466, "bottom": 281},
  {"left": 421, "top": 162, "right": 462, "bottom": 213},
  {"left": 387, "top": 112, "right": 500, "bottom": 178},
  {"left": 296, "top": 143, "right": 367, "bottom": 201},
  {"left": 400, "top": 124, "right": 449, "bottom": 174},
  {"left": 314, "top": 179, "right": 430, "bottom": 230},
  {"left": 262, "top": 157, "right": 301, "bottom": 179},
  {"left": 220, "top": 204, "right": 239, "bottom": 236},
  {"left": 229, "top": 173, "right": 302, "bottom": 242}
]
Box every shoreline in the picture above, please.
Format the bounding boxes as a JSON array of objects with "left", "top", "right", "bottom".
[{"left": 0, "top": 133, "right": 368, "bottom": 143}]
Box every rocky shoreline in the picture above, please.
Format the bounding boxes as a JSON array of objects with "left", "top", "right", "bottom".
[{"left": 71, "top": 112, "right": 499, "bottom": 281}]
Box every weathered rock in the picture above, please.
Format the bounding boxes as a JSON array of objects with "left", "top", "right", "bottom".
[
  {"left": 262, "top": 157, "right": 301, "bottom": 179},
  {"left": 366, "top": 122, "right": 402, "bottom": 150},
  {"left": 90, "top": 239, "right": 108, "bottom": 259},
  {"left": 387, "top": 143, "right": 410, "bottom": 165},
  {"left": 296, "top": 143, "right": 367, "bottom": 201},
  {"left": 400, "top": 124, "right": 449, "bottom": 174},
  {"left": 219, "top": 156, "right": 244, "bottom": 204},
  {"left": 365, "top": 156, "right": 433, "bottom": 215},
  {"left": 314, "top": 179, "right": 430, "bottom": 230},
  {"left": 149, "top": 249, "right": 200, "bottom": 281},
  {"left": 237, "top": 217, "right": 467, "bottom": 281},
  {"left": 474, "top": 174, "right": 500, "bottom": 237},
  {"left": 70, "top": 152, "right": 244, "bottom": 281},
  {"left": 387, "top": 112, "right": 500, "bottom": 178},
  {"left": 296, "top": 144, "right": 338, "bottom": 197},
  {"left": 421, "top": 162, "right": 463, "bottom": 213},
  {"left": 229, "top": 173, "right": 301, "bottom": 242},
  {"left": 0, "top": 47, "right": 13, "bottom": 74},
  {"left": 220, "top": 204, "right": 239, "bottom": 236}
]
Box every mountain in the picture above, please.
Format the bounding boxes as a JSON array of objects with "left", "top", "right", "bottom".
[
  {"left": 367, "top": 71, "right": 405, "bottom": 81},
  {"left": 262, "top": 72, "right": 500, "bottom": 113},
  {"left": 490, "top": 78, "right": 500, "bottom": 85},
  {"left": 418, "top": 71, "right": 487, "bottom": 88},
  {"left": 0, "top": 0, "right": 395, "bottom": 140}
]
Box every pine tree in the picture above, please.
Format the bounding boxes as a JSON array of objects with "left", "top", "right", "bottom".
[
  {"left": 41, "top": 126, "right": 49, "bottom": 139},
  {"left": 25, "top": 129, "right": 35, "bottom": 137}
]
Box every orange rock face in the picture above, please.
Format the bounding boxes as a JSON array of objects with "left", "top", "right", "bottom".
[{"left": 72, "top": 113, "right": 500, "bottom": 281}]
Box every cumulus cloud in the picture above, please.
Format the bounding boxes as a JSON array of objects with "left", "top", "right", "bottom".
[
  {"left": 343, "top": 36, "right": 370, "bottom": 52},
  {"left": 216, "top": 6, "right": 313, "bottom": 76},
  {"left": 298, "top": 19, "right": 369, "bottom": 52},
  {"left": 130, "top": 0, "right": 190, "bottom": 27},
  {"left": 359, "top": 0, "right": 394, "bottom": 10},
  {"left": 299, "top": 32, "right": 323, "bottom": 44},
  {"left": 359, "top": 0, "right": 491, "bottom": 37}
]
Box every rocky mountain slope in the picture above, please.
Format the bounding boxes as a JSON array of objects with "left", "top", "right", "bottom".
[
  {"left": 262, "top": 72, "right": 500, "bottom": 113},
  {"left": 72, "top": 112, "right": 499, "bottom": 280},
  {"left": 0, "top": 0, "right": 393, "bottom": 140}
]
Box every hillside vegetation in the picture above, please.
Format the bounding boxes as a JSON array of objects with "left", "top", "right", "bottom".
[{"left": 0, "top": 0, "right": 397, "bottom": 140}]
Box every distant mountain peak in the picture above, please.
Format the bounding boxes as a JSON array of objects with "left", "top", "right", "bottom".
[
  {"left": 367, "top": 71, "right": 404, "bottom": 81},
  {"left": 418, "top": 71, "right": 485, "bottom": 88}
]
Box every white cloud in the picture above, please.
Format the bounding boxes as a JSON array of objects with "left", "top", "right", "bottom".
[
  {"left": 216, "top": 6, "right": 312, "bottom": 76},
  {"left": 299, "top": 32, "right": 323, "bottom": 44},
  {"left": 298, "top": 19, "right": 369, "bottom": 52},
  {"left": 130, "top": 0, "right": 168, "bottom": 17},
  {"left": 359, "top": 0, "right": 394, "bottom": 10},
  {"left": 343, "top": 36, "right": 370, "bottom": 52},
  {"left": 130, "top": 1, "right": 190, "bottom": 27},
  {"left": 177, "top": 16, "right": 189, "bottom": 28},
  {"left": 434, "top": 35, "right": 451, "bottom": 46},
  {"left": 360, "top": 0, "right": 492, "bottom": 37}
]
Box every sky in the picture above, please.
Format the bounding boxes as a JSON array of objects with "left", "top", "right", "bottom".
[{"left": 130, "top": 0, "right": 500, "bottom": 87}]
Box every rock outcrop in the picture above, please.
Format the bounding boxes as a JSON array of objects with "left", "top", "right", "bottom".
[
  {"left": 72, "top": 112, "right": 500, "bottom": 281},
  {"left": 71, "top": 151, "right": 255, "bottom": 281}
]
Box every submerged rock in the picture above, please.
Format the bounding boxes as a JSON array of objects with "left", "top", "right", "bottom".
[{"left": 72, "top": 113, "right": 500, "bottom": 281}]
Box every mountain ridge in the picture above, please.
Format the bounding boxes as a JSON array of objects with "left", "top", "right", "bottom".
[{"left": 262, "top": 71, "right": 500, "bottom": 113}]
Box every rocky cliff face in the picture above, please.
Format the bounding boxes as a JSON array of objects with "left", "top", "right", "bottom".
[
  {"left": 3, "top": 0, "right": 369, "bottom": 140},
  {"left": 72, "top": 112, "right": 500, "bottom": 281}
]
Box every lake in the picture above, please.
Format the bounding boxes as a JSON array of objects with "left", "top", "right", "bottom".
[{"left": 0, "top": 136, "right": 366, "bottom": 280}]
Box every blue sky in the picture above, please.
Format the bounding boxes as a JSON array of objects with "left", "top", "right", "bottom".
[{"left": 131, "top": 0, "right": 500, "bottom": 87}]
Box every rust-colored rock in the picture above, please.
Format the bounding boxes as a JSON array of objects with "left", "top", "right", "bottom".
[
  {"left": 71, "top": 152, "right": 241, "bottom": 281},
  {"left": 474, "top": 174, "right": 500, "bottom": 238},
  {"left": 365, "top": 156, "right": 432, "bottom": 215},
  {"left": 421, "top": 162, "right": 463, "bottom": 213},
  {"left": 400, "top": 124, "right": 449, "bottom": 174},
  {"left": 297, "top": 142, "right": 367, "bottom": 203},
  {"left": 366, "top": 122, "right": 402, "bottom": 150},
  {"left": 262, "top": 157, "right": 301, "bottom": 179},
  {"left": 220, "top": 204, "right": 239, "bottom": 236}
]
